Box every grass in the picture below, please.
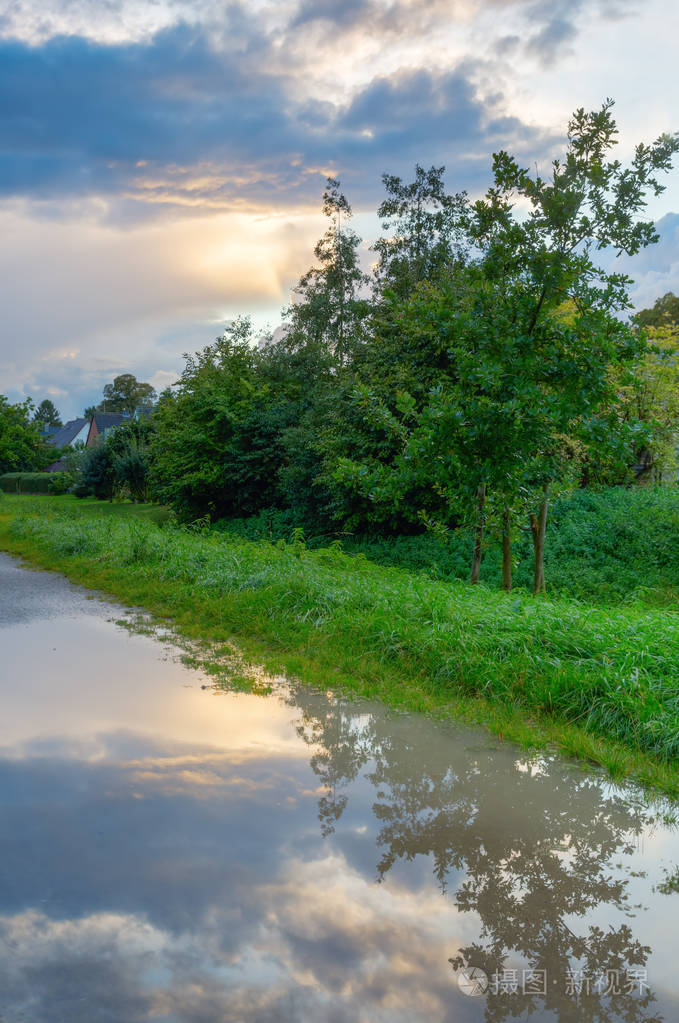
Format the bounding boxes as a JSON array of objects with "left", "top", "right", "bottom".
[
  {"left": 1, "top": 493, "right": 678, "bottom": 799},
  {"left": 19, "top": 493, "right": 174, "bottom": 526},
  {"left": 217, "top": 486, "right": 679, "bottom": 607}
]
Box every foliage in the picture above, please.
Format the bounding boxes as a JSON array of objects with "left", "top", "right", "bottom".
[
  {"left": 0, "top": 396, "right": 53, "bottom": 474},
  {"left": 46, "top": 471, "right": 74, "bottom": 495},
  {"left": 74, "top": 442, "right": 116, "bottom": 500},
  {"left": 89, "top": 373, "right": 156, "bottom": 415},
  {"left": 151, "top": 318, "right": 272, "bottom": 519},
  {"left": 342, "top": 485, "right": 679, "bottom": 605},
  {"left": 324, "top": 101, "right": 678, "bottom": 588},
  {"left": 0, "top": 471, "right": 73, "bottom": 494},
  {"left": 58, "top": 441, "right": 88, "bottom": 476},
  {"left": 107, "top": 417, "right": 154, "bottom": 501},
  {"left": 33, "top": 399, "right": 62, "bottom": 429},
  {"left": 286, "top": 178, "right": 369, "bottom": 365},
  {"left": 613, "top": 323, "right": 679, "bottom": 480},
  {"left": 73, "top": 417, "right": 155, "bottom": 501},
  {"left": 0, "top": 472, "right": 49, "bottom": 493},
  {"left": 635, "top": 291, "right": 679, "bottom": 328},
  {"left": 372, "top": 163, "right": 467, "bottom": 299}
]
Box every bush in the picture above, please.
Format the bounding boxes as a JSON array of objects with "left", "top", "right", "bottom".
[
  {"left": 47, "top": 472, "right": 74, "bottom": 495},
  {"left": 74, "top": 444, "right": 115, "bottom": 500},
  {"left": 0, "top": 472, "right": 55, "bottom": 494}
]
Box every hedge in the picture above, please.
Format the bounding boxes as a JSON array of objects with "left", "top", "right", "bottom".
[{"left": 0, "top": 472, "right": 72, "bottom": 495}]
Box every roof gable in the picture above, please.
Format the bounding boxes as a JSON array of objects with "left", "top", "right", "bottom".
[{"left": 47, "top": 418, "right": 90, "bottom": 447}]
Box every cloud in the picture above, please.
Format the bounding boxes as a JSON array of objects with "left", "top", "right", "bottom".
[
  {"left": 291, "top": 0, "right": 371, "bottom": 30},
  {"left": 525, "top": 15, "right": 578, "bottom": 64},
  {"left": 0, "top": 0, "right": 675, "bottom": 417},
  {"left": 0, "top": 25, "right": 549, "bottom": 219},
  {"left": 620, "top": 213, "right": 679, "bottom": 310},
  {"left": 0, "top": 202, "right": 320, "bottom": 417}
]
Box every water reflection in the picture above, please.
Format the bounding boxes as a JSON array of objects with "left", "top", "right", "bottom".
[
  {"left": 292, "top": 687, "right": 676, "bottom": 1023},
  {"left": 1, "top": 553, "right": 678, "bottom": 1022}
]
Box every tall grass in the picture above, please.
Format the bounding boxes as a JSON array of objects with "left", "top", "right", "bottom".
[
  {"left": 217, "top": 487, "right": 679, "bottom": 606},
  {"left": 4, "top": 497, "right": 679, "bottom": 780}
]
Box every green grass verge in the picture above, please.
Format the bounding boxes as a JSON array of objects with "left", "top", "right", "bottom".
[
  {"left": 1, "top": 494, "right": 678, "bottom": 799},
  {"left": 217, "top": 486, "right": 679, "bottom": 607},
  {"left": 0, "top": 493, "right": 173, "bottom": 525}
]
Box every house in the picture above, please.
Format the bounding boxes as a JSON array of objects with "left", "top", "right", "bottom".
[
  {"left": 45, "top": 418, "right": 91, "bottom": 471},
  {"left": 46, "top": 409, "right": 150, "bottom": 471},
  {"left": 86, "top": 412, "right": 128, "bottom": 446},
  {"left": 46, "top": 412, "right": 127, "bottom": 471}
]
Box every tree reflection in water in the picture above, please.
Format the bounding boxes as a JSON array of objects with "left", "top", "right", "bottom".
[{"left": 290, "top": 685, "right": 671, "bottom": 1023}]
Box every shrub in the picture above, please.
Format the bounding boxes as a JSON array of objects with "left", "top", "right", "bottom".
[
  {"left": 47, "top": 472, "right": 74, "bottom": 495},
  {"left": 0, "top": 472, "right": 54, "bottom": 494}
]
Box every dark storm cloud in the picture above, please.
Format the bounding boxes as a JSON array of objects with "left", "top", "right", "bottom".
[
  {"left": 0, "top": 22, "right": 547, "bottom": 216},
  {"left": 0, "top": 26, "right": 295, "bottom": 194}
]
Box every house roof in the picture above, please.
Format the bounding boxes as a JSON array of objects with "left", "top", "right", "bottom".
[
  {"left": 47, "top": 418, "right": 90, "bottom": 447},
  {"left": 91, "top": 412, "right": 128, "bottom": 430}
]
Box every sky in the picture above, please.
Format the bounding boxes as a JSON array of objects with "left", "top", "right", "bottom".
[{"left": 1, "top": 0, "right": 678, "bottom": 421}]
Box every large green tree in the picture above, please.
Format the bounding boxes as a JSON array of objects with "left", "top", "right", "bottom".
[
  {"left": 92, "top": 374, "right": 156, "bottom": 415},
  {"left": 150, "top": 319, "right": 279, "bottom": 520},
  {"left": 372, "top": 163, "right": 467, "bottom": 301},
  {"left": 330, "top": 101, "right": 679, "bottom": 591}
]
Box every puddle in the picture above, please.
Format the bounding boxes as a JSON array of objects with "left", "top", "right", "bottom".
[{"left": 0, "top": 552, "right": 678, "bottom": 1022}]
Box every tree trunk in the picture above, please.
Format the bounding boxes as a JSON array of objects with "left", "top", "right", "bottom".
[
  {"left": 501, "top": 509, "right": 512, "bottom": 591},
  {"left": 529, "top": 484, "right": 549, "bottom": 595},
  {"left": 470, "top": 484, "right": 486, "bottom": 585}
]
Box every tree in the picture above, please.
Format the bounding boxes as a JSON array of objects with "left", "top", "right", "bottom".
[
  {"left": 287, "top": 178, "right": 369, "bottom": 365},
  {"left": 98, "top": 374, "right": 156, "bottom": 415},
  {"left": 108, "top": 417, "right": 155, "bottom": 502},
  {"left": 635, "top": 291, "right": 679, "bottom": 328},
  {"left": 0, "top": 396, "right": 53, "bottom": 474},
  {"left": 150, "top": 318, "right": 270, "bottom": 520},
  {"left": 33, "top": 399, "right": 62, "bottom": 429},
  {"left": 464, "top": 99, "right": 678, "bottom": 589},
  {"left": 74, "top": 442, "right": 116, "bottom": 500},
  {"left": 328, "top": 101, "right": 679, "bottom": 592},
  {"left": 614, "top": 323, "right": 679, "bottom": 481},
  {"left": 372, "top": 163, "right": 467, "bottom": 300}
]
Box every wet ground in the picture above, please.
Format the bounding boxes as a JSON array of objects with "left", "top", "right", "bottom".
[{"left": 0, "top": 550, "right": 678, "bottom": 1022}]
